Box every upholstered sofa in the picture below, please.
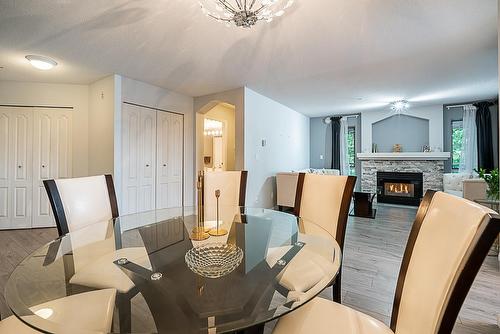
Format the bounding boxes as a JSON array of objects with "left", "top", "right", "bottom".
[
  {"left": 276, "top": 169, "right": 340, "bottom": 208},
  {"left": 443, "top": 172, "right": 487, "bottom": 200}
]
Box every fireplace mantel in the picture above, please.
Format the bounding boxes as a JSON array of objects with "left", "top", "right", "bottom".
[{"left": 357, "top": 152, "right": 450, "bottom": 161}]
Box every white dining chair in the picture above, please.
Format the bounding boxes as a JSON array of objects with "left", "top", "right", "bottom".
[
  {"left": 0, "top": 289, "right": 116, "bottom": 333},
  {"left": 44, "top": 175, "right": 150, "bottom": 293},
  {"left": 273, "top": 191, "right": 500, "bottom": 334},
  {"left": 203, "top": 170, "right": 248, "bottom": 223},
  {"left": 293, "top": 173, "right": 356, "bottom": 302}
]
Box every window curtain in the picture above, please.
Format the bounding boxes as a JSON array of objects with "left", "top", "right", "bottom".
[
  {"left": 459, "top": 104, "right": 478, "bottom": 173},
  {"left": 331, "top": 117, "right": 341, "bottom": 170},
  {"left": 474, "top": 101, "right": 494, "bottom": 171},
  {"left": 339, "top": 117, "right": 350, "bottom": 175}
]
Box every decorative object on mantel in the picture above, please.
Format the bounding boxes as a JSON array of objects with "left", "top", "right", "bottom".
[
  {"left": 422, "top": 145, "right": 431, "bottom": 153},
  {"left": 357, "top": 152, "right": 451, "bottom": 161},
  {"left": 390, "top": 100, "right": 409, "bottom": 114},
  {"left": 199, "top": 0, "right": 294, "bottom": 28},
  {"left": 185, "top": 243, "right": 243, "bottom": 278},
  {"left": 209, "top": 189, "right": 228, "bottom": 236},
  {"left": 191, "top": 171, "right": 210, "bottom": 241},
  {"left": 372, "top": 143, "right": 378, "bottom": 153},
  {"left": 392, "top": 144, "right": 402, "bottom": 153},
  {"left": 475, "top": 168, "right": 499, "bottom": 200}
]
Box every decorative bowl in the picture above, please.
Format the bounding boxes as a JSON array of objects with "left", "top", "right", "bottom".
[{"left": 185, "top": 243, "right": 243, "bottom": 279}]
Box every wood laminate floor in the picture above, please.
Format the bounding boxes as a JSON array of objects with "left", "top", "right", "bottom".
[{"left": 0, "top": 205, "right": 499, "bottom": 333}]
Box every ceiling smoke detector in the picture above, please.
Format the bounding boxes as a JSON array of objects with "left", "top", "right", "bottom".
[
  {"left": 25, "top": 55, "right": 57, "bottom": 70},
  {"left": 390, "top": 100, "right": 409, "bottom": 114}
]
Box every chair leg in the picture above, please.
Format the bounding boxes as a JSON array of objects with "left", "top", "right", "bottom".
[{"left": 332, "top": 273, "right": 342, "bottom": 303}]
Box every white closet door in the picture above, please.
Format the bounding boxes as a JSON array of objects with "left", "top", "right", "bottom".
[
  {"left": 0, "top": 109, "right": 9, "bottom": 228},
  {"left": 122, "top": 103, "right": 141, "bottom": 215},
  {"left": 0, "top": 107, "right": 33, "bottom": 229},
  {"left": 156, "top": 112, "right": 183, "bottom": 209},
  {"left": 121, "top": 103, "right": 157, "bottom": 214},
  {"left": 139, "top": 108, "right": 156, "bottom": 212},
  {"left": 32, "top": 108, "right": 72, "bottom": 228}
]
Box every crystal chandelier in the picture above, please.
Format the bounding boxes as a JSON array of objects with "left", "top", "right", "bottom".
[
  {"left": 390, "top": 100, "right": 409, "bottom": 114},
  {"left": 199, "top": 0, "right": 294, "bottom": 28}
]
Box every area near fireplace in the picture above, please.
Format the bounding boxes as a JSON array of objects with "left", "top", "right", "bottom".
[
  {"left": 358, "top": 152, "right": 449, "bottom": 206},
  {"left": 377, "top": 171, "right": 423, "bottom": 206}
]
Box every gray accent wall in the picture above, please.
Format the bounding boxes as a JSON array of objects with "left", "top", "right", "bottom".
[{"left": 372, "top": 114, "right": 429, "bottom": 152}]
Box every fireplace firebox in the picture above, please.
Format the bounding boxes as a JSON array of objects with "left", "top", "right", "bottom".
[{"left": 377, "top": 171, "right": 423, "bottom": 206}]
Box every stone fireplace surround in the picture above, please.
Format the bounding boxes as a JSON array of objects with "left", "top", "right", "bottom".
[{"left": 360, "top": 158, "right": 445, "bottom": 203}]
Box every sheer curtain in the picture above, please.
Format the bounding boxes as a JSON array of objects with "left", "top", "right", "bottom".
[
  {"left": 459, "top": 104, "right": 478, "bottom": 173},
  {"left": 339, "top": 117, "right": 350, "bottom": 175}
]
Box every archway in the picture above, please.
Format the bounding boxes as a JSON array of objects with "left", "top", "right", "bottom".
[{"left": 196, "top": 101, "right": 236, "bottom": 174}]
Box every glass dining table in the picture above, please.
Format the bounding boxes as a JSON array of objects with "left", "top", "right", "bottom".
[{"left": 5, "top": 206, "right": 341, "bottom": 333}]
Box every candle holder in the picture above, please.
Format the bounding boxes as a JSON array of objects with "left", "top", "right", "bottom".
[
  {"left": 209, "top": 189, "right": 228, "bottom": 236},
  {"left": 191, "top": 171, "right": 210, "bottom": 241}
]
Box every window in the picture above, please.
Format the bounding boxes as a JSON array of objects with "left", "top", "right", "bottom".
[
  {"left": 347, "top": 126, "right": 356, "bottom": 175},
  {"left": 451, "top": 120, "right": 463, "bottom": 171}
]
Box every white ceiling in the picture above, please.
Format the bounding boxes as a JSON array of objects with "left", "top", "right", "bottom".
[{"left": 0, "top": 0, "right": 497, "bottom": 116}]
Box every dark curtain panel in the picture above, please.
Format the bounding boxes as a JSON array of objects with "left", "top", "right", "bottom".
[
  {"left": 331, "top": 117, "right": 341, "bottom": 169},
  {"left": 474, "top": 102, "right": 494, "bottom": 171}
]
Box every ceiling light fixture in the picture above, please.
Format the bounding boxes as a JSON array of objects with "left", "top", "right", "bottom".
[
  {"left": 390, "top": 100, "right": 409, "bottom": 114},
  {"left": 199, "top": 0, "right": 294, "bottom": 28},
  {"left": 25, "top": 55, "right": 57, "bottom": 70}
]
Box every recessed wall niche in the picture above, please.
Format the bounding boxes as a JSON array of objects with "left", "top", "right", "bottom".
[{"left": 372, "top": 114, "right": 429, "bottom": 152}]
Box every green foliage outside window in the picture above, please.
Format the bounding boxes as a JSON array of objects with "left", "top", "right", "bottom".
[
  {"left": 347, "top": 127, "right": 356, "bottom": 175},
  {"left": 451, "top": 120, "right": 463, "bottom": 171}
]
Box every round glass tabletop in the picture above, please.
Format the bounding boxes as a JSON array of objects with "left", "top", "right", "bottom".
[{"left": 6, "top": 206, "right": 340, "bottom": 333}]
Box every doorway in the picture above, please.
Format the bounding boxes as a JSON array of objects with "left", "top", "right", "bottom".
[{"left": 197, "top": 102, "right": 236, "bottom": 173}]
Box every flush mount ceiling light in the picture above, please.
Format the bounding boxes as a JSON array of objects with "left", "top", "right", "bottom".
[
  {"left": 25, "top": 55, "right": 57, "bottom": 70},
  {"left": 199, "top": 0, "right": 294, "bottom": 28},
  {"left": 390, "top": 100, "right": 409, "bottom": 114}
]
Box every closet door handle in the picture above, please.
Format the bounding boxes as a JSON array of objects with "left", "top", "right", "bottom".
[
  {"left": 146, "top": 164, "right": 150, "bottom": 167},
  {"left": 17, "top": 165, "right": 22, "bottom": 169},
  {"left": 42, "top": 164, "right": 46, "bottom": 168},
  {"left": 163, "top": 164, "right": 167, "bottom": 167}
]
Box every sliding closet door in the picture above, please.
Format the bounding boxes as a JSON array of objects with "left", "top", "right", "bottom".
[
  {"left": 0, "top": 107, "right": 33, "bottom": 229},
  {"left": 156, "top": 112, "right": 183, "bottom": 209},
  {"left": 32, "top": 108, "right": 73, "bottom": 227},
  {"left": 121, "top": 103, "right": 156, "bottom": 214}
]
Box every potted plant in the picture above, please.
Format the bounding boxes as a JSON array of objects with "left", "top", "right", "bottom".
[{"left": 475, "top": 168, "right": 499, "bottom": 200}]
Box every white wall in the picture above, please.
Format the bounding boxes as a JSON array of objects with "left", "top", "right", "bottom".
[
  {"left": 244, "top": 87, "right": 310, "bottom": 208},
  {"left": 0, "top": 81, "right": 89, "bottom": 177},
  {"left": 359, "top": 104, "right": 444, "bottom": 153},
  {"left": 120, "top": 76, "right": 195, "bottom": 207},
  {"left": 88, "top": 75, "right": 117, "bottom": 175}
]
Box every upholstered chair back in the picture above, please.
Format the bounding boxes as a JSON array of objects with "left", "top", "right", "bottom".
[
  {"left": 203, "top": 171, "right": 247, "bottom": 222},
  {"left": 294, "top": 174, "right": 356, "bottom": 248},
  {"left": 392, "top": 191, "right": 498, "bottom": 333},
  {"left": 44, "top": 175, "right": 118, "bottom": 236}
]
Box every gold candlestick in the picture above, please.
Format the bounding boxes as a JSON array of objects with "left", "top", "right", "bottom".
[
  {"left": 191, "top": 171, "right": 210, "bottom": 241},
  {"left": 209, "top": 189, "right": 228, "bottom": 236}
]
